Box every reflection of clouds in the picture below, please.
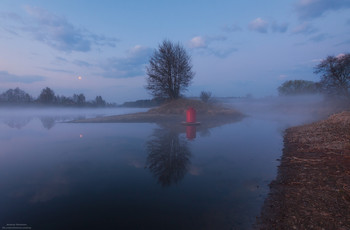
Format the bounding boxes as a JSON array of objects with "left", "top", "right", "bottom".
[
  {"left": 30, "top": 174, "right": 69, "bottom": 203},
  {"left": 2, "top": 114, "right": 90, "bottom": 130},
  {"left": 128, "top": 160, "right": 144, "bottom": 169},
  {"left": 146, "top": 129, "right": 191, "bottom": 187},
  {"left": 7, "top": 163, "right": 76, "bottom": 203},
  {"left": 189, "top": 165, "right": 202, "bottom": 176}
]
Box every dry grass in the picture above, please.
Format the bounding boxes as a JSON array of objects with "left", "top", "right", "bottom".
[
  {"left": 257, "top": 111, "right": 350, "bottom": 229},
  {"left": 71, "top": 99, "right": 244, "bottom": 123},
  {"left": 148, "top": 98, "right": 240, "bottom": 116}
]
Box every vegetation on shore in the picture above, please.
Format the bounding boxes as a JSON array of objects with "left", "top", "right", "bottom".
[
  {"left": 0, "top": 87, "right": 115, "bottom": 107},
  {"left": 120, "top": 98, "right": 164, "bottom": 108},
  {"left": 256, "top": 111, "right": 350, "bottom": 229},
  {"left": 71, "top": 98, "right": 244, "bottom": 123},
  {"left": 278, "top": 53, "right": 350, "bottom": 101}
]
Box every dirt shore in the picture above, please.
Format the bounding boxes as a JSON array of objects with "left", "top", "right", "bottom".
[{"left": 256, "top": 111, "right": 350, "bottom": 229}]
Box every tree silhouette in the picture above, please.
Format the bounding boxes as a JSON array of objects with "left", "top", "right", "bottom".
[
  {"left": 38, "top": 87, "right": 55, "bottom": 104},
  {"left": 146, "top": 128, "right": 191, "bottom": 187},
  {"left": 0, "top": 87, "right": 32, "bottom": 103},
  {"left": 278, "top": 80, "right": 321, "bottom": 96},
  {"left": 95, "top": 96, "right": 106, "bottom": 106},
  {"left": 314, "top": 53, "right": 350, "bottom": 98},
  {"left": 73, "top": 93, "right": 86, "bottom": 105},
  {"left": 146, "top": 40, "right": 194, "bottom": 100}
]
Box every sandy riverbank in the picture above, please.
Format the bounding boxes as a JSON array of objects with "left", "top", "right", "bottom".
[{"left": 256, "top": 111, "right": 350, "bottom": 229}]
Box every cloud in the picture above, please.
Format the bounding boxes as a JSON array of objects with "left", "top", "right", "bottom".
[
  {"left": 101, "top": 45, "right": 153, "bottom": 78},
  {"left": 0, "top": 12, "right": 23, "bottom": 23},
  {"left": 208, "top": 47, "right": 238, "bottom": 59},
  {"left": 188, "top": 35, "right": 235, "bottom": 58},
  {"left": 336, "top": 39, "right": 350, "bottom": 46},
  {"left": 309, "top": 33, "right": 329, "bottom": 42},
  {"left": 2, "top": 6, "right": 118, "bottom": 52},
  {"left": 222, "top": 24, "right": 242, "bottom": 33},
  {"left": 295, "top": 0, "right": 350, "bottom": 20},
  {"left": 189, "top": 35, "right": 236, "bottom": 58},
  {"left": 272, "top": 22, "right": 289, "bottom": 33},
  {"left": 73, "top": 60, "right": 92, "bottom": 67},
  {"left": 292, "top": 22, "right": 317, "bottom": 34},
  {"left": 55, "top": 56, "right": 68, "bottom": 63},
  {"left": 0, "top": 70, "right": 46, "bottom": 83},
  {"left": 40, "top": 67, "right": 74, "bottom": 74},
  {"left": 248, "top": 18, "right": 269, "bottom": 33},
  {"left": 336, "top": 53, "right": 346, "bottom": 59},
  {"left": 189, "top": 36, "right": 207, "bottom": 48}
]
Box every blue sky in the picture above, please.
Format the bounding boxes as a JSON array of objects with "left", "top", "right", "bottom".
[{"left": 0, "top": 0, "right": 349, "bottom": 103}]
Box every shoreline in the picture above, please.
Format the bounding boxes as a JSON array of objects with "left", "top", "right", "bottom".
[
  {"left": 69, "top": 99, "right": 245, "bottom": 126},
  {"left": 256, "top": 111, "right": 350, "bottom": 229}
]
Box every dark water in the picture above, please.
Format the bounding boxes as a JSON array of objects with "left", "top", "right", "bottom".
[{"left": 0, "top": 105, "right": 317, "bottom": 229}]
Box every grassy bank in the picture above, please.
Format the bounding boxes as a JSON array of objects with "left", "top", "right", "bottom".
[
  {"left": 256, "top": 111, "right": 350, "bottom": 229},
  {"left": 70, "top": 99, "right": 244, "bottom": 124}
]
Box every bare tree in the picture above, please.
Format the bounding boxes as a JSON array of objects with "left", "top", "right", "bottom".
[
  {"left": 200, "top": 91, "right": 212, "bottom": 103},
  {"left": 146, "top": 40, "right": 194, "bottom": 100},
  {"left": 314, "top": 53, "right": 350, "bottom": 98}
]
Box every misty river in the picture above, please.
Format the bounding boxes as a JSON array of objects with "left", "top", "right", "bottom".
[{"left": 0, "top": 98, "right": 324, "bottom": 229}]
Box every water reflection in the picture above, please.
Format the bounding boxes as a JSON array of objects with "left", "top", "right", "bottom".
[
  {"left": 2, "top": 115, "right": 87, "bottom": 129},
  {"left": 40, "top": 116, "right": 56, "bottom": 129},
  {"left": 4, "top": 117, "right": 32, "bottom": 129},
  {"left": 186, "top": 125, "right": 196, "bottom": 140},
  {"left": 146, "top": 128, "right": 191, "bottom": 187},
  {"left": 145, "top": 115, "right": 245, "bottom": 187}
]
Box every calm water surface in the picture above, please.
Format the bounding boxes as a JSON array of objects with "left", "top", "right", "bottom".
[{"left": 0, "top": 105, "right": 317, "bottom": 229}]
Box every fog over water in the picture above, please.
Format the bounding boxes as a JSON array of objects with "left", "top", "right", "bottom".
[
  {"left": 222, "top": 94, "right": 330, "bottom": 127},
  {"left": 0, "top": 96, "right": 336, "bottom": 229}
]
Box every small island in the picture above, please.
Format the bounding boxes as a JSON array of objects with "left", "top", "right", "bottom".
[{"left": 70, "top": 98, "right": 245, "bottom": 126}]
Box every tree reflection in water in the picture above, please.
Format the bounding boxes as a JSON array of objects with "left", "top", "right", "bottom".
[
  {"left": 4, "top": 117, "right": 32, "bottom": 129},
  {"left": 146, "top": 128, "right": 191, "bottom": 187},
  {"left": 40, "top": 116, "right": 56, "bottom": 129}
]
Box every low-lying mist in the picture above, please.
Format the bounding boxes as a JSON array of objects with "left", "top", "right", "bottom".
[
  {"left": 0, "top": 107, "right": 148, "bottom": 129},
  {"left": 220, "top": 94, "right": 348, "bottom": 127}
]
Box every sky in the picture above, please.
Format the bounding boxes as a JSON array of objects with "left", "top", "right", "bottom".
[{"left": 0, "top": 0, "right": 349, "bottom": 103}]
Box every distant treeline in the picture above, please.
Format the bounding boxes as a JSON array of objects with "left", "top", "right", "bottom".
[
  {"left": 0, "top": 87, "right": 116, "bottom": 107},
  {"left": 121, "top": 98, "right": 164, "bottom": 108},
  {"left": 278, "top": 80, "right": 322, "bottom": 96},
  {"left": 278, "top": 53, "right": 350, "bottom": 99}
]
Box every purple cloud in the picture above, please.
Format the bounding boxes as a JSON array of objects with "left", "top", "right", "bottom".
[
  {"left": 0, "top": 70, "right": 46, "bottom": 83},
  {"left": 101, "top": 45, "right": 153, "bottom": 78},
  {"left": 222, "top": 24, "right": 242, "bottom": 33},
  {"left": 2, "top": 6, "right": 118, "bottom": 53},
  {"left": 309, "top": 33, "right": 329, "bottom": 42},
  {"left": 272, "top": 22, "right": 289, "bottom": 33},
  {"left": 292, "top": 22, "right": 317, "bottom": 35},
  {"left": 248, "top": 18, "right": 269, "bottom": 33},
  {"left": 295, "top": 0, "right": 350, "bottom": 20}
]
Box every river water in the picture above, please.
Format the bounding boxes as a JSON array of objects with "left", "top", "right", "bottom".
[{"left": 0, "top": 100, "right": 322, "bottom": 229}]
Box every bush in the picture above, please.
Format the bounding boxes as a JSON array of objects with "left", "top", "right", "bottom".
[{"left": 200, "top": 91, "right": 212, "bottom": 103}]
